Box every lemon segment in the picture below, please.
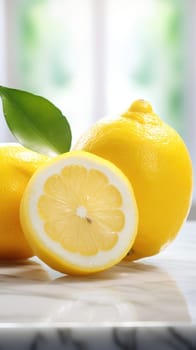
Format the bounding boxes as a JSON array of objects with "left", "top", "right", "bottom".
[{"left": 20, "top": 151, "right": 138, "bottom": 275}]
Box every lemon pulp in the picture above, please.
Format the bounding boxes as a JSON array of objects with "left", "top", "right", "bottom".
[{"left": 38, "top": 165, "right": 124, "bottom": 255}]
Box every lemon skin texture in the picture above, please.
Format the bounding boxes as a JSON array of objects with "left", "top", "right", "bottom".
[
  {"left": 0, "top": 143, "right": 49, "bottom": 260},
  {"left": 75, "top": 100, "right": 193, "bottom": 260}
]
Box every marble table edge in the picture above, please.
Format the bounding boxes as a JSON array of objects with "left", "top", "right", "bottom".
[{"left": 0, "top": 321, "right": 195, "bottom": 329}]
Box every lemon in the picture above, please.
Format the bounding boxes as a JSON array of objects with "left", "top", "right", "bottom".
[
  {"left": 0, "top": 143, "right": 49, "bottom": 259},
  {"left": 75, "top": 100, "right": 193, "bottom": 260},
  {"left": 20, "top": 151, "right": 138, "bottom": 275}
]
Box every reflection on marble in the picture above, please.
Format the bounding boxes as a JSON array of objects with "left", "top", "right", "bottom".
[
  {"left": 0, "top": 258, "right": 192, "bottom": 324},
  {"left": 0, "top": 222, "right": 196, "bottom": 325},
  {"left": 0, "top": 222, "right": 196, "bottom": 348}
]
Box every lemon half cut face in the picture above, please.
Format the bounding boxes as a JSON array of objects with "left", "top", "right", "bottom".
[{"left": 20, "top": 151, "right": 138, "bottom": 275}]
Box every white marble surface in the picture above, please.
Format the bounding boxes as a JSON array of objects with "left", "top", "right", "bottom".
[{"left": 0, "top": 221, "right": 196, "bottom": 327}]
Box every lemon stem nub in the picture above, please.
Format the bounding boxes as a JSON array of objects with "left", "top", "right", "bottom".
[{"left": 128, "top": 99, "right": 153, "bottom": 113}]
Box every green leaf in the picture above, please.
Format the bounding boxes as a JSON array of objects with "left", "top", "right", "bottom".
[{"left": 0, "top": 85, "right": 72, "bottom": 156}]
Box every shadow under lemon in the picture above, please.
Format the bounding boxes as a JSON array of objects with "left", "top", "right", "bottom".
[{"left": 0, "top": 259, "right": 50, "bottom": 282}]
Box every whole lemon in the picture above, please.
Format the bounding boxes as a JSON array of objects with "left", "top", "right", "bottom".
[
  {"left": 0, "top": 143, "right": 49, "bottom": 260},
  {"left": 75, "top": 100, "right": 193, "bottom": 260}
]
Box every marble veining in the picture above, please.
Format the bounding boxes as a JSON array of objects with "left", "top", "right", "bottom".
[
  {"left": 0, "top": 221, "right": 196, "bottom": 326},
  {"left": 0, "top": 327, "right": 196, "bottom": 350}
]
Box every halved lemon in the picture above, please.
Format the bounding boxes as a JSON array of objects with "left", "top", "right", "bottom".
[{"left": 20, "top": 151, "right": 138, "bottom": 275}]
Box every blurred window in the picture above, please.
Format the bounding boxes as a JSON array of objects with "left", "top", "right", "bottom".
[
  {"left": 1, "top": 0, "right": 188, "bottom": 138},
  {"left": 106, "top": 0, "right": 187, "bottom": 138},
  {"left": 0, "top": 0, "right": 195, "bottom": 204}
]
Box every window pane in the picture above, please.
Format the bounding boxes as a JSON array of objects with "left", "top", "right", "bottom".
[
  {"left": 0, "top": 0, "right": 7, "bottom": 141},
  {"left": 106, "top": 0, "right": 187, "bottom": 138},
  {"left": 13, "top": 0, "right": 93, "bottom": 143}
]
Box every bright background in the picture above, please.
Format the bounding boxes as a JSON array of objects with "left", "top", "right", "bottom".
[{"left": 0, "top": 0, "right": 195, "bottom": 217}]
